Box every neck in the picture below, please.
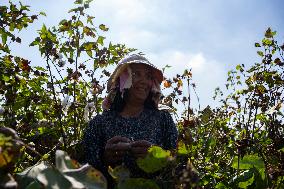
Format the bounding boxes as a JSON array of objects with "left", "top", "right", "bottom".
[{"left": 120, "top": 100, "right": 144, "bottom": 117}]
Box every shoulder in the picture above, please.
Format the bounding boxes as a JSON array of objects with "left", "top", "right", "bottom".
[
  {"left": 144, "top": 108, "right": 174, "bottom": 122},
  {"left": 88, "top": 110, "right": 115, "bottom": 128},
  {"left": 158, "top": 109, "right": 174, "bottom": 120},
  {"left": 90, "top": 110, "right": 114, "bottom": 122},
  {"left": 159, "top": 109, "right": 172, "bottom": 116}
]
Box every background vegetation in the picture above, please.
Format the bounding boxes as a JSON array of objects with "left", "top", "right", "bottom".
[{"left": 0, "top": 0, "right": 283, "bottom": 188}]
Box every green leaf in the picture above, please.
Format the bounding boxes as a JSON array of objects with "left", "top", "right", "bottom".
[
  {"left": 63, "top": 164, "right": 107, "bottom": 189},
  {"left": 25, "top": 181, "right": 43, "bottom": 189},
  {"left": 37, "top": 168, "right": 72, "bottom": 189},
  {"left": 34, "top": 66, "right": 47, "bottom": 71},
  {"left": 3, "top": 75, "right": 10, "bottom": 82},
  {"left": 256, "top": 114, "right": 268, "bottom": 122},
  {"left": 200, "top": 105, "right": 213, "bottom": 123},
  {"left": 117, "top": 178, "right": 159, "bottom": 189},
  {"left": 1, "top": 33, "right": 7, "bottom": 44},
  {"left": 16, "top": 161, "right": 50, "bottom": 188},
  {"left": 108, "top": 165, "right": 130, "bottom": 181},
  {"left": 232, "top": 154, "right": 265, "bottom": 170},
  {"left": 279, "top": 147, "right": 284, "bottom": 153},
  {"left": 262, "top": 38, "right": 273, "bottom": 46},
  {"left": 39, "top": 12, "right": 46, "bottom": 16},
  {"left": 59, "top": 19, "right": 68, "bottom": 26},
  {"left": 238, "top": 174, "right": 254, "bottom": 188},
  {"left": 41, "top": 24, "right": 47, "bottom": 33},
  {"left": 230, "top": 169, "right": 254, "bottom": 187},
  {"left": 55, "top": 150, "right": 79, "bottom": 172},
  {"left": 215, "top": 182, "right": 228, "bottom": 189},
  {"left": 250, "top": 167, "right": 266, "bottom": 188},
  {"left": 75, "top": 0, "right": 83, "bottom": 4},
  {"left": 9, "top": 23, "right": 15, "bottom": 32},
  {"left": 13, "top": 99, "right": 26, "bottom": 110},
  {"left": 99, "top": 24, "right": 109, "bottom": 31},
  {"left": 236, "top": 64, "right": 241, "bottom": 70},
  {"left": 209, "top": 137, "right": 216, "bottom": 147},
  {"left": 87, "top": 16, "right": 95, "bottom": 25},
  {"left": 257, "top": 51, "right": 264, "bottom": 57},
  {"left": 86, "top": 50, "right": 92, "bottom": 57},
  {"left": 177, "top": 141, "right": 190, "bottom": 155},
  {"left": 55, "top": 150, "right": 107, "bottom": 188},
  {"left": 137, "top": 146, "right": 171, "bottom": 173},
  {"left": 254, "top": 43, "right": 261, "bottom": 47},
  {"left": 264, "top": 27, "right": 276, "bottom": 38},
  {"left": 97, "top": 36, "right": 105, "bottom": 46}
]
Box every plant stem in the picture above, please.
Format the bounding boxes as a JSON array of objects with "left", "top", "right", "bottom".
[{"left": 46, "top": 53, "right": 66, "bottom": 150}]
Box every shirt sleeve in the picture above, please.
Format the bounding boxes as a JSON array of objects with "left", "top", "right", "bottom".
[
  {"left": 160, "top": 110, "right": 178, "bottom": 150},
  {"left": 83, "top": 115, "right": 106, "bottom": 172}
]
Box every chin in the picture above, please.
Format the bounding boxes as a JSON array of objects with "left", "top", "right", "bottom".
[
  {"left": 136, "top": 95, "right": 148, "bottom": 102},
  {"left": 133, "top": 92, "right": 149, "bottom": 102},
  {"left": 128, "top": 88, "right": 150, "bottom": 103}
]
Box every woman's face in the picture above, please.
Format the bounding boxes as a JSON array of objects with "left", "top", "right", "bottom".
[{"left": 128, "top": 64, "right": 153, "bottom": 103}]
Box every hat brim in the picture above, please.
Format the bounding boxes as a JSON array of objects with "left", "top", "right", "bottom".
[{"left": 107, "top": 60, "right": 163, "bottom": 91}]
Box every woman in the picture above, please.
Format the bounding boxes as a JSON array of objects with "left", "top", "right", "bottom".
[{"left": 83, "top": 54, "right": 178, "bottom": 187}]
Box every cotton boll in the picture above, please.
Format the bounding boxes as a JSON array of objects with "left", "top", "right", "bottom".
[
  {"left": 62, "top": 95, "right": 71, "bottom": 110},
  {"left": 58, "top": 53, "right": 63, "bottom": 60},
  {"left": 0, "top": 107, "right": 5, "bottom": 115},
  {"left": 84, "top": 102, "right": 96, "bottom": 122}
]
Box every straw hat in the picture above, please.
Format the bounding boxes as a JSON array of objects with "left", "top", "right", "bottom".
[
  {"left": 107, "top": 54, "right": 163, "bottom": 91},
  {"left": 102, "top": 54, "right": 163, "bottom": 110}
]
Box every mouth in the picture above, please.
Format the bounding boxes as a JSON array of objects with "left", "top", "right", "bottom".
[{"left": 136, "top": 87, "right": 148, "bottom": 92}]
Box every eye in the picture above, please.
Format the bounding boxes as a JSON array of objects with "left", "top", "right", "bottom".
[
  {"left": 131, "top": 70, "right": 153, "bottom": 81},
  {"left": 132, "top": 71, "right": 140, "bottom": 78}
]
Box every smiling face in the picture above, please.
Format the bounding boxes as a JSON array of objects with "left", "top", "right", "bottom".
[{"left": 127, "top": 64, "right": 153, "bottom": 104}]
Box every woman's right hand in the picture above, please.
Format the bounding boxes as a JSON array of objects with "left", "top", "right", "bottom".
[{"left": 104, "top": 136, "right": 131, "bottom": 165}]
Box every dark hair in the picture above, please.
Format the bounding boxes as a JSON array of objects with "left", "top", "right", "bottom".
[{"left": 109, "top": 88, "right": 157, "bottom": 112}]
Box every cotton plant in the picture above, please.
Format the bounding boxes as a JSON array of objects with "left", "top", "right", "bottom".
[
  {"left": 0, "top": 107, "right": 5, "bottom": 115},
  {"left": 61, "top": 95, "right": 72, "bottom": 112},
  {"left": 84, "top": 102, "right": 95, "bottom": 122}
]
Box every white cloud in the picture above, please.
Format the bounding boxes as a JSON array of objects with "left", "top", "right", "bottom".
[
  {"left": 116, "top": 28, "right": 160, "bottom": 50},
  {"left": 10, "top": 0, "right": 284, "bottom": 111},
  {"left": 92, "top": 0, "right": 153, "bottom": 25},
  {"left": 148, "top": 51, "right": 226, "bottom": 109},
  {"left": 92, "top": 0, "right": 169, "bottom": 51}
]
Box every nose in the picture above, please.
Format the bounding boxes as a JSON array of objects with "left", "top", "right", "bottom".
[{"left": 138, "top": 76, "right": 153, "bottom": 87}]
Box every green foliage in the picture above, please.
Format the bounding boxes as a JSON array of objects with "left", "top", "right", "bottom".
[
  {"left": 16, "top": 150, "right": 107, "bottom": 189},
  {"left": 108, "top": 165, "right": 130, "bottom": 181},
  {"left": 0, "top": 1, "right": 283, "bottom": 188},
  {"left": 0, "top": 1, "right": 39, "bottom": 53},
  {"left": 231, "top": 154, "right": 265, "bottom": 170},
  {"left": 137, "top": 146, "right": 171, "bottom": 173},
  {"left": 117, "top": 178, "right": 160, "bottom": 189}
]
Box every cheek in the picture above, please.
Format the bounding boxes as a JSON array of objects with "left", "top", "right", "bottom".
[{"left": 148, "top": 81, "right": 154, "bottom": 90}]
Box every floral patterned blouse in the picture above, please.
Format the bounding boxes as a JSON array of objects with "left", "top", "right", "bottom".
[{"left": 83, "top": 108, "right": 178, "bottom": 182}]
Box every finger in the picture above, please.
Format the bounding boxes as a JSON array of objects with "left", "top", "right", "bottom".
[
  {"left": 112, "top": 142, "right": 131, "bottom": 151},
  {"left": 104, "top": 151, "right": 123, "bottom": 164},
  {"left": 107, "top": 136, "right": 131, "bottom": 144},
  {"left": 135, "top": 153, "right": 148, "bottom": 158},
  {"left": 111, "top": 151, "right": 127, "bottom": 161},
  {"left": 132, "top": 152, "right": 148, "bottom": 159},
  {"left": 131, "top": 140, "right": 152, "bottom": 147},
  {"left": 112, "top": 150, "right": 123, "bottom": 157},
  {"left": 131, "top": 146, "right": 149, "bottom": 154},
  {"left": 105, "top": 151, "right": 124, "bottom": 160}
]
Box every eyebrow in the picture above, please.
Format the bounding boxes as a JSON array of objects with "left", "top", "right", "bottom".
[{"left": 132, "top": 68, "right": 152, "bottom": 74}]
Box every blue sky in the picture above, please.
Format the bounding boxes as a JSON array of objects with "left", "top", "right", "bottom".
[{"left": 8, "top": 0, "right": 284, "bottom": 109}]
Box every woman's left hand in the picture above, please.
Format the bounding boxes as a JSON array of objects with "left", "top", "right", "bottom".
[{"left": 130, "top": 140, "right": 152, "bottom": 158}]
